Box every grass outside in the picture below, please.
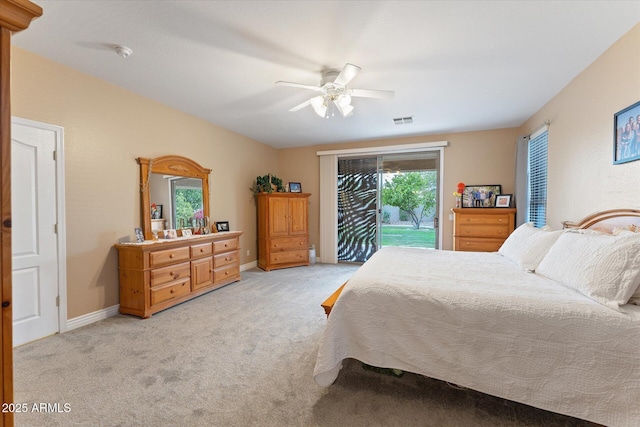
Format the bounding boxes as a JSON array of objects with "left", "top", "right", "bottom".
[{"left": 380, "top": 225, "right": 435, "bottom": 248}]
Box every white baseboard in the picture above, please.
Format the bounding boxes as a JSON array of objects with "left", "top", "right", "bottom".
[
  {"left": 66, "top": 304, "right": 120, "bottom": 331},
  {"left": 240, "top": 260, "right": 257, "bottom": 271}
]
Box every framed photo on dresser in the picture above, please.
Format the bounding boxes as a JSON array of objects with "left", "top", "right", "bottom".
[{"left": 462, "top": 185, "right": 501, "bottom": 208}]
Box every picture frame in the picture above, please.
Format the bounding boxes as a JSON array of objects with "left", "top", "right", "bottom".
[
  {"left": 181, "top": 229, "right": 192, "bottom": 237},
  {"left": 134, "top": 227, "right": 144, "bottom": 243},
  {"left": 163, "top": 229, "right": 177, "bottom": 239},
  {"left": 462, "top": 185, "right": 501, "bottom": 208},
  {"left": 613, "top": 100, "right": 640, "bottom": 164},
  {"left": 151, "top": 203, "right": 163, "bottom": 219},
  {"left": 495, "top": 194, "right": 512, "bottom": 208},
  {"left": 215, "top": 221, "right": 230, "bottom": 232},
  {"left": 289, "top": 182, "right": 302, "bottom": 193}
]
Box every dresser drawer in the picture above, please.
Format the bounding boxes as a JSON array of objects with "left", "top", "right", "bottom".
[
  {"left": 270, "top": 249, "right": 308, "bottom": 265},
  {"left": 150, "top": 261, "right": 191, "bottom": 287},
  {"left": 214, "top": 250, "right": 238, "bottom": 268},
  {"left": 150, "top": 278, "right": 190, "bottom": 305},
  {"left": 454, "top": 237, "right": 505, "bottom": 252},
  {"left": 214, "top": 264, "right": 240, "bottom": 283},
  {"left": 270, "top": 237, "right": 307, "bottom": 252},
  {"left": 214, "top": 238, "right": 238, "bottom": 253},
  {"left": 457, "top": 213, "right": 511, "bottom": 226},
  {"left": 190, "top": 242, "right": 213, "bottom": 259},
  {"left": 458, "top": 224, "right": 511, "bottom": 239},
  {"left": 149, "top": 246, "right": 190, "bottom": 268}
]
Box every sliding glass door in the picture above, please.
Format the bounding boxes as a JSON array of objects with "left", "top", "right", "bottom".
[
  {"left": 338, "top": 151, "right": 440, "bottom": 263},
  {"left": 379, "top": 152, "right": 440, "bottom": 251}
]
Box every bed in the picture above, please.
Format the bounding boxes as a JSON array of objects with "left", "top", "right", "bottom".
[{"left": 314, "top": 209, "right": 640, "bottom": 427}]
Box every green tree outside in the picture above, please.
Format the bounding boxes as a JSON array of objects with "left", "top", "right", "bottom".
[
  {"left": 381, "top": 171, "right": 437, "bottom": 229},
  {"left": 175, "top": 189, "right": 203, "bottom": 228}
]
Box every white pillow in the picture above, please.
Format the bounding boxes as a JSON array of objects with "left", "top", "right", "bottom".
[
  {"left": 536, "top": 231, "right": 640, "bottom": 311},
  {"left": 498, "top": 223, "right": 562, "bottom": 272}
]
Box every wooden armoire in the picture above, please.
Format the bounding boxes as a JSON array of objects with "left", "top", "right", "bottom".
[
  {"left": 256, "top": 193, "right": 310, "bottom": 271},
  {"left": 0, "top": 1, "right": 43, "bottom": 426}
]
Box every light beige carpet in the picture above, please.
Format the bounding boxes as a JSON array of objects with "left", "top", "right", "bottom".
[{"left": 14, "top": 264, "right": 596, "bottom": 427}]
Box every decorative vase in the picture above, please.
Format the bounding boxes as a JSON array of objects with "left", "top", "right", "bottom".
[{"left": 455, "top": 196, "right": 461, "bottom": 209}]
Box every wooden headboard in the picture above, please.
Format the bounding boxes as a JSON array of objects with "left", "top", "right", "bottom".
[{"left": 562, "top": 209, "right": 640, "bottom": 233}]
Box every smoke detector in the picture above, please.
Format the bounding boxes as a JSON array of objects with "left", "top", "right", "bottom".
[{"left": 114, "top": 45, "right": 133, "bottom": 58}]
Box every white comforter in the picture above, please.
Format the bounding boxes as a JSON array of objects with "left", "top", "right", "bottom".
[{"left": 314, "top": 247, "right": 640, "bottom": 426}]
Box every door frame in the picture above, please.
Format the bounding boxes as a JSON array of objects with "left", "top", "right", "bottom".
[
  {"left": 318, "top": 141, "right": 448, "bottom": 263},
  {"left": 11, "top": 117, "right": 67, "bottom": 334}
]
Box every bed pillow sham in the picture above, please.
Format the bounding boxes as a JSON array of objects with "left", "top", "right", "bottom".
[
  {"left": 498, "top": 222, "right": 562, "bottom": 272},
  {"left": 536, "top": 230, "right": 640, "bottom": 311}
]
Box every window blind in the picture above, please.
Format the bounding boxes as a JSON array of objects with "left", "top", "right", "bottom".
[{"left": 527, "top": 130, "right": 548, "bottom": 228}]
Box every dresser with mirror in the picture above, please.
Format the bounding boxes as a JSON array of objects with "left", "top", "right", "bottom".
[{"left": 115, "top": 155, "right": 242, "bottom": 318}]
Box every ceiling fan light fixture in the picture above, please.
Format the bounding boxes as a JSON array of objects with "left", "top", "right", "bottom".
[
  {"left": 335, "top": 99, "right": 354, "bottom": 117},
  {"left": 338, "top": 94, "right": 352, "bottom": 108},
  {"left": 310, "top": 96, "right": 327, "bottom": 118}
]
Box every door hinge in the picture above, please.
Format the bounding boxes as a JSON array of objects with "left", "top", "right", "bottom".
[
  {"left": 54, "top": 223, "right": 58, "bottom": 234},
  {"left": 56, "top": 296, "right": 60, "bottom": 307},
  {"left": 433, "top": 217, "right": 439, "bottom": 228},
  {"left": 53, "top": 150, "right": 57, "bottom": 161}
]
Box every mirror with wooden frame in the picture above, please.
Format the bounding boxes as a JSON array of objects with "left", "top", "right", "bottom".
[{"left": 138, "top": 155, "right": 211, "bottom": 240}]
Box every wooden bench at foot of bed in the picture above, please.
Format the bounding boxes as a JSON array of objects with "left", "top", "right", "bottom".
[{"left": 321, "top": 282, "right": 347, "bottom": 317}]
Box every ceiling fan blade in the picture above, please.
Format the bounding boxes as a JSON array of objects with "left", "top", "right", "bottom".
[
  {"left": 289, "top": 99, "right": 312, "bottom": 112},
  {"left": 333, "top": 63, "right": 361, "bottom": 86},
  {"left": 276, "top": 81, "right": 324, "bottom": 92},
  {"left": 349, "top": 88, "right": 395, "bottom": 99}
]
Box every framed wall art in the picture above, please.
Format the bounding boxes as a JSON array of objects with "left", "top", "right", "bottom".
[
  {"left": 462, "top": 185, "right": 501, "bottom": 208},
  {"left": 614, "top": 100, "right": 640, "bottom": 164}
]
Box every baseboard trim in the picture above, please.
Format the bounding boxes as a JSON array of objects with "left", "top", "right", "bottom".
[
  {"left": 66, "top": 305, "right": 120, "bottom": 331},
  {"left": 240, "top": 260, "right": 257, "bottom": 271}
]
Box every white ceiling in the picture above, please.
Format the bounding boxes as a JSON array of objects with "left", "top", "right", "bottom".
[{"left": 12, "top": 1, "right": 640, "bottom": 149}]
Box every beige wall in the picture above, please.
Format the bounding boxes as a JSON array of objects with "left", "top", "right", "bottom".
[
  {"left": 278, "top": 128, "right": 519, "bottom": 253},
  {"left": 518, "top": 23, "right": 640, "bottom": 229},
  {"left": 12, "top": 48, "right": 278, "bottom": 319}
]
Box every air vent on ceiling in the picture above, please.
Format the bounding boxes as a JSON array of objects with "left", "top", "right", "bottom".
[{"left": 393, "top": 116, "right": 414, "bottom": 125}]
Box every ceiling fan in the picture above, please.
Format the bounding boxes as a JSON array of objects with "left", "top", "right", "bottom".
[{"left": 276, "top": 63, "right": 394, "bottom": 118}]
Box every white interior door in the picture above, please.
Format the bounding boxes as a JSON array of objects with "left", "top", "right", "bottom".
[{"left": 12, "top": 120, "right": 60, "bottom": 346}]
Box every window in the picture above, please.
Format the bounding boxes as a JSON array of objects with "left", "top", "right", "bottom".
[{"left": 527, "top": 129, "right": 548, "bottom": 228}]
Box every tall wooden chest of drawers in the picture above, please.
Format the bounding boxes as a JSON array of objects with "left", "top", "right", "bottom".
[
  {"left": 256, "top": 193, "right": 310, "bottom": 271},
  {"left": 115, "top": 231, "right": 242, "bottom": 318},
  {"left": 452, "top": 208, "right": 516, "bottom": 252}
]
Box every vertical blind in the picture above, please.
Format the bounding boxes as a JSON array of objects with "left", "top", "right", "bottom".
[
  {"left": 527, "top": 129, "right": 548, "bottom": 227},
  {"left": 337, "top": 157, "right": 378, "bottom": 262}
]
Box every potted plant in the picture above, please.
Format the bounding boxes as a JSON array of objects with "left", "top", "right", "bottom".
[{"left": 251, "top": 174, "right": 285, "bottom": 194}]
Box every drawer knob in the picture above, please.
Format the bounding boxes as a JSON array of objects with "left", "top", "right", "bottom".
[
  {"left": 225, "top": 271, "right": 229, "bottom": 276},
  {"left": 497, "top": 230, "right": 503, "bottom": 234},
  {"left": 274, "top": 244, "right": 278, "bottom": 248},
  {"left": 169, "top": 254, "right": 174, "bottom": 259},
  {"left": 200, "top": 248, "right": 204, "bottom": 252},
  {"left": 498, "top": 219, "right": 503, "bottom": 222},
  {"left": 466, "top": 242, "right": 470, "bottom": 246},
  {"left": 299, "top": 242, "right": 303, "bottom": 245},
  {"left": 224, "top": 243, "right": 228, "bottom": 247},
  {"left": 225, "top": 257, "right": 229, "bottom": 261},
  {"left": 170, "top": 289, "right": 175, "bottom": 294}
]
